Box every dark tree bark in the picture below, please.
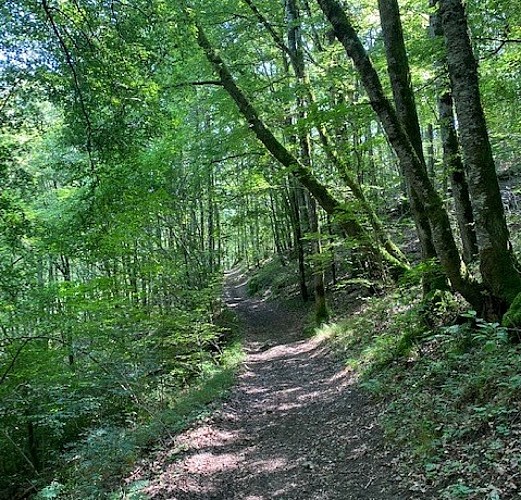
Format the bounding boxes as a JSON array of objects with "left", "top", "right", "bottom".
[
  {"left": 439, "top": 91, "right": 479, "bottom": 263},
  {"left": 307, "top": 195, "right": 329, "bottom": 322},
  {"left": 378, "top": 0, "right": 424, "bottom": 162},
  {"left": 378, "top": 0, "right": 441, "bottom": 293},
  {"left": 287, "top": 177, "right": 310, "bottom": 301},
  {"left": 437, "top": 0, "right": 521, "bottom": 309},
  {"left": 429, "top": 4, "right": 478, "bottom": 265},
  {"left": 315, "top": 0, "right": 484, "bottom": 310},
  {"left": 241, "top": 0, "right": 408, "bottom": 269},
  {"left": 27, "top": 419, "right": 40, "bottom": 472},
  {"left": 426, "top": 123, "right": 435, "bottom": 179},
  {"left": 268, "top": 189, "right": 285, "bottom": 261}
]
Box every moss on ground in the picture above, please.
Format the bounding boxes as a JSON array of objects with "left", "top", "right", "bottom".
[
  {"left": 246, "top": 257, "right": 301, "bottom": 299},
  {"left": 502, "top": 291, "right": 521, "bottom": 328}
]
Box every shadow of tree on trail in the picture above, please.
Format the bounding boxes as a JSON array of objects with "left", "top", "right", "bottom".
[{"left": 132, "top": 270, "right": 412, "bottom": 500}]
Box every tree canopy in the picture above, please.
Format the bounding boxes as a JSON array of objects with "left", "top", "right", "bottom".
[{"left": 1, "top": 0, "right": 521, "bottom": 496}]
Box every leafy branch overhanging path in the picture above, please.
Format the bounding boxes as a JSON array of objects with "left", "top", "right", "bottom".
[{"left": 128, "top": 269, "right": 414, "bottom": 499}]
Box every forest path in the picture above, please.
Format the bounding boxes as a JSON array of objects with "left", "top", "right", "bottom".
[{"left": 135, "top": 268, "right": 413, "bottom": 499}]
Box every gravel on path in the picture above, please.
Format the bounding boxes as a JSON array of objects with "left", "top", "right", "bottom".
[{"left": 129, "top": 268, "right": 415, "bottom": 499}]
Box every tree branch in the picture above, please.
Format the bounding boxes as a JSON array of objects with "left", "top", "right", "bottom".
[
  {"left": 186, "top": 10, "right": 410, "bottom": 271},
  {"left": 41, "top": 0, "right": 97, "bottom": 175},
  {"left": 241, "top": 0, "right": 296, "bottom": 65},
  {"left": 168, "top": 80, "right": 223, "bottom": 88},
  {"left": 0, "top": 339, "right": 30, "bottom": 386}
]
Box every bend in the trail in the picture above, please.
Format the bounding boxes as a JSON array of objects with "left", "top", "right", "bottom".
[{"left": 131, "top": 268, "right": 416, "bottom": 499}]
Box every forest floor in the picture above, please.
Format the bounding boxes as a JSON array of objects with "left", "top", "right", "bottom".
[{"left": 127, "top": 268, "right": 420, "bottom": 499}]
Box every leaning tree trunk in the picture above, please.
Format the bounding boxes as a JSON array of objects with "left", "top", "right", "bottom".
[
  {"left": 190, "top": 14, "right": 409, "bottom": 276},
  {"left": 241, "top": 0, "right": 408, "bottom": 270},
  {"left": 437, "top": 0, "right": 521, "bottom": 312},
  {"left": 378, "top": 0, "right": 442, "bottom": 294},
  {"left": 315, "top": 0, "right": 484, "bottom": 311}
]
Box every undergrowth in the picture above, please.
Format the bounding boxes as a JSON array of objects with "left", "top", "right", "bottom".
[
  {"left": 321, "top": 286, "right": 521, "bottom": 499},
  {"left": 246, "top": 257, "right": 300, "bottom": 299},
  {"left": 36, "top": 311, "right": 244, "bottom": 500}
]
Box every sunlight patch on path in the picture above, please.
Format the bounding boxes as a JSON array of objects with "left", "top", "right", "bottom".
[{"left": 128, "top": 270, "right": 412, "bottom": 499}]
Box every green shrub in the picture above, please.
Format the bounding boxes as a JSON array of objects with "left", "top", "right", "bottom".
[
  {"left": 36, "top": 325, "right": 243, "bottom": 499},
  {"left": 324, "top": 286, "right": 521, "bottom": 498}
]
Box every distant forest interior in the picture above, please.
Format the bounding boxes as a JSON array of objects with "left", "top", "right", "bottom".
[{"left": 1, "top": 0, "right": 521, "bottom": 498}]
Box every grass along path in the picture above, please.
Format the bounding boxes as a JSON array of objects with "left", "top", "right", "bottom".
[{"left": 128, "top": 268, "right": 415, "bottom": 499}]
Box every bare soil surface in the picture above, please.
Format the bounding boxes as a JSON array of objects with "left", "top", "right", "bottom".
[{"left": 130, "top": 269, "right": 416, "bottom": 499}]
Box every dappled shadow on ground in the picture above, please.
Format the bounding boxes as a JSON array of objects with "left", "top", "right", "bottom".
[{"left": 127, "top": 269, "right": 413, "bottom": 499}]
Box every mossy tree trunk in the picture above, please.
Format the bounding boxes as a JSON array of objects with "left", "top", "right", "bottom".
[
  {"left": 191, "top": 15, "right": 409, "bottom": 277},
  {"left": 378, "top": 0, "right": 443, "bottom": 294},
  {"left": 429, "top": 5, "right": 478, "bottom": 265},
  {"left": 241, "top": 0, "right": 408, "bottom": 272},
  {"left": 437, "top": 0, "right": 521, "bottom": 312},
  {"left": 315, "top": 0, "right": 484, "bottom": 311},
  {"left": 438, "top": 90, "right": 478, "bottom": 264},
  {"left": 308, "top": 195, "right": 329, "bottom": 323}
]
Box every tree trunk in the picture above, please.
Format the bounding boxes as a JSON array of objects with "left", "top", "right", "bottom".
[
  {"left": 426, "top": 123, "right": 435, "bottom": 179},
  {"left": 378, "top": 0, "right": 442, "bottom": 294},
  {"left": 27, "top": 419, "right": 40, "bottom": 472},
  {"left": 429, "top": 2, "right": 478, "bottom": 266},
  {"left": 315, "top": 0, "right": 484, "bottom": 310},
  {"left": 327, "top": 213, "right": 337, "bottom": 286},
  {"left": 191, "top": 15, "right": 408, "bottom": 275},
  {"left": 286, "top": 0, "right": 328, "bottom": 321},
  {"left": 240, "top": 0, "right": 408, "bottom": 272},
  {"left": 438, "top": 90, "right": 478, "bottom": 264},
  {"left": 437, "top": 0, "right": 521, "bottom": 310},
  {"left": 308, "top": 195, "right": 329, "bottom": 322},
  {"left": 268, "top": 189, "right": 285, "bottom": 262},
  {"left": 207, "top": 167, "right": 216, "bottom": 273},
  {"left": 287, "top": 177, "right": 310, "bottom": 301}
]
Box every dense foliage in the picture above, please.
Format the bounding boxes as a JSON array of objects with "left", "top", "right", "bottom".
[{"left": 1, "top": 0, "right": 521, "bottom": 497}]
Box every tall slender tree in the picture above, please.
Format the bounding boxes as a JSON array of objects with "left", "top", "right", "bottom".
[
  {"left": 315, "top": 0, "right": 484, "bottom": 310},
  {"left": 285, "top": 0, "right": 328, "bottom": 320},
  {"left": 436, "top": 0, "right": 521, "bottom": 312}
]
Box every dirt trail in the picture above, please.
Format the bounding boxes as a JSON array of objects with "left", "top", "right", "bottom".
[{"left": 134, "top": 269, "right": 414, "bottom": 499}]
